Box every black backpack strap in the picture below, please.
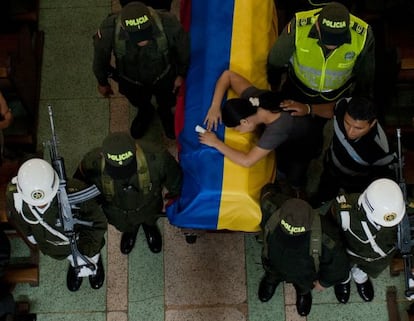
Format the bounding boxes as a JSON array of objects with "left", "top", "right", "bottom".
[{"left": 309, "top": 211, "right": 322, "bottom": 271}]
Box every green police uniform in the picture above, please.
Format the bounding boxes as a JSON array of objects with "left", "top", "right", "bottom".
[
  {"left": 261, "top": 191, "right": 349, "bottom": 294},
  {"left": 332, "top": 193, "right": 397, "bottom": 277},
  {"left": 93, "top": 8, "right": 189, "bottom": 87},
  {"left": 77, "top": 140, "right": 182, "bottom": 233},
  {"left": 6, "top": 179, "right": 107, "bottom": 260}
]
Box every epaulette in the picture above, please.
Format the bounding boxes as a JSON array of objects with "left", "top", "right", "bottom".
[
  {"left": 339, "top": 202, "right": 352, "bottom": 210},
  {"left": 336, "top": 194, "right": 352, "bottom": 209},
  {"left": 7, "top": 184, "right": 17, "bottom": 193},
  {"left": 297, "top": 17, "right": 313, "bottom": 27},
  {"left": 351, "top": 21, "right": 365, "bottom": 35}
]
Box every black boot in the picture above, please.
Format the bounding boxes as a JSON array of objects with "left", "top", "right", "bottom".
[
  {"left": 334, "top": 281, "right": 351, "bottom": 304},
  {"left": 120, "top": 227, "right": 139, "bottom": 255},
  {"left": 258, "top": 274, "right": 279, "bottom": 302},
  {"left": 89, "top": 256, "right": 105, "bottom": 290},
  {"left": 356, "top": 278, "right": 374, "bottom": 302},
  {"left": 295, "top": 286, "right": 312, "bottom": 316},
  {"left": 66, "top": 265, "right": 82, "bottom": 292},
  {"left": 142, "top": 223, "right": 162, "bottom": 253}
]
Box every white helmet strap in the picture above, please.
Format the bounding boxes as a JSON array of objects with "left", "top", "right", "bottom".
[{"left": 361, "top": 221, "right": 387, "bottom": 257}]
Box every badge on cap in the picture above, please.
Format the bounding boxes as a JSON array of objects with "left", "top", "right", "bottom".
[
  {"left": 383, "top": 212, "right": 397, "bottom": 222},
  {"left": 31, "top": 189, "right": 45, "bottom": 201}
]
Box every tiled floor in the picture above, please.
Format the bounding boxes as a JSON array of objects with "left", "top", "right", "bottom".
[{"left": 8, "top": 1, "right": 413, "bottom": 321}]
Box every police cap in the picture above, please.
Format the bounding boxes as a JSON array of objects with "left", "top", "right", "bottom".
[
  {"left": 102, "top": 132, "right": 137, "bottom": 179},
  {"left": 278, "top": 198, "right": 314, "bottom": 236},
  {"left": 121, "top": 1, "right": 153, "bottom": 43},
  {"left": 317, "top": 2, "right": 351, "bottom": 46}
]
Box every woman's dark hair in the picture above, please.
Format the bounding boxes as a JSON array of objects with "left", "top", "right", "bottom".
[
  {"left": 346, "top": 96, "right": 377, "bottom": 123},
  {"left": 222, "top": 98, "right": 257, "bottom": 127},
  {"left": 252, "top": 91, "right": 284, "bottom": 113}
]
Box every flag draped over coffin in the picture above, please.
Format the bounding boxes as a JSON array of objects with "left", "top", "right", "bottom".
[{"left": 167, "top": 0, "right": 278, "bottom": 232}]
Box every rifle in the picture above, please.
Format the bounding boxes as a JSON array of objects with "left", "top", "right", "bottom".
[
  {"left": 46, "top": 105, "right": 100, "bottom": 273},
  {"left": 395, "top": 128, "right": 414, "bottom": 297}
]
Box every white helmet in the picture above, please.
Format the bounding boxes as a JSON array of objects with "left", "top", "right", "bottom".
[
  {"left": 358, "top": 178, "right": 406, "bottom": 227},
  {"left": 16, "top": 158, "right": 59, "bottom": 206}
]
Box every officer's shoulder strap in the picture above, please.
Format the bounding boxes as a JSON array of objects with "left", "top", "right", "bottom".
[
  {"left": 295, "top": 8, "right": 319, "bottom": 27},
  {"left": 147, "top": 7, "right": 169, "bottom": 60},
  {"left": 147, "top": 7, "right": 164, "bottom": 35},
  {"left": 135, "top": 143, "right": 152, "bottom": 195},
  {"left": 100, "top": 157, "right": 115, "bottom": 201}
]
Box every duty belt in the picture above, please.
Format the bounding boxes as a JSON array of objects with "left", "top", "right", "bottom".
[{"left": 120, "top": 64, "right": 172, "bottom": 86}]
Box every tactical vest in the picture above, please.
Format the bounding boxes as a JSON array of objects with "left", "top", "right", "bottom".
[
  {"left": 292, "top": 9, "right": 368, "bottom": 100},
  {"left": 114, "top": 7, "right": 171, "bottom": 85},
  {"left": 101, "top": 144, "right": 151, "bottom": 202},
  {"left": 262, "top": 208, "right": 322, "bottom": 270}
]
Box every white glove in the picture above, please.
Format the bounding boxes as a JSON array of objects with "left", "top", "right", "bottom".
[
  {"left": 406, "top": 278, "right": 414, "bottom": 301},
  {"left": 66, "top": 253, "right": 100, "bottom": 277},
  {"left": 27, "top": 235, "right": 37, "bottom": 244}
]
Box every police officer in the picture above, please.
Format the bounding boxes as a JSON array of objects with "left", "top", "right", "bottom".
[
  {"left": 75, "top": 132, "right": 182, "bottom": 255},
  {"left": 312, "top": 97, "right": 396, "bottom": 206},
  {"left": 330, "top": 178, "right": 406, "bottom": 301},
  {"left": 93, "top": 1, "right": 190, "bottom": 139},
  {"left": 258, "top": 184, "right": 350, "bottom": 316},
  {"left": 267, "top": 2, "right": 375, "bottom": 180},
  {"left": 6, "top": 158, "right": 107, "bottom": 292}
]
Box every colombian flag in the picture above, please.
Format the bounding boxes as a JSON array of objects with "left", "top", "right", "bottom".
[{"left": 167, "top": 0, "right": 278, "bottom": 232}]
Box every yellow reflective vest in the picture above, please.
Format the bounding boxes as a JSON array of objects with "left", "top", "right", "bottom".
[{"left": 292, "top": 9, "right": 368, "bottom": 95}]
